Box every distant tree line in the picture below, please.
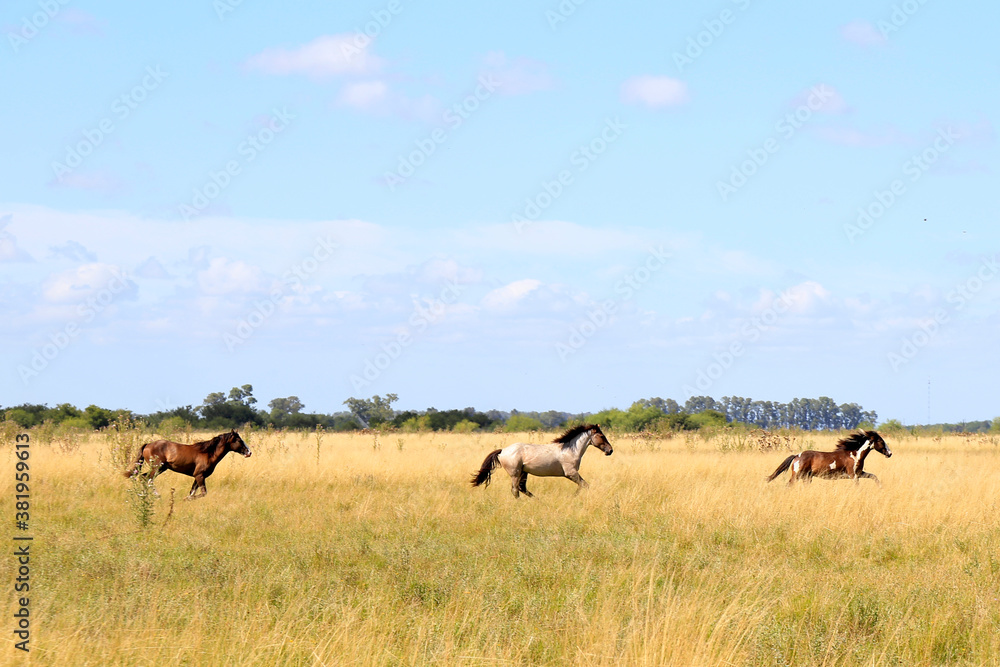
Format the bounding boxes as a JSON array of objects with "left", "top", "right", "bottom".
[
  {"left": 677, "top": 396, "right": 878, "bottom": 430},
  {"left": 2, "top": 385, "right": 353, "bottom": 433},
  {"left": 4, "top": 385, "right": 993, "bottom": 435}
]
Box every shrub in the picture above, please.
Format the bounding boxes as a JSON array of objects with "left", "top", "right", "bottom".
[
  {"left": 504, "top": 414, "right": 544, "bottom": 432},
  {"left": 879, "top": 419, "right": 906, "bottom": 436},
  {"left": 452, "top": 419, "right": 479, "bottom": 433},
  {"left": 687, "top": 409, "right": 727, "bottom": 430}
]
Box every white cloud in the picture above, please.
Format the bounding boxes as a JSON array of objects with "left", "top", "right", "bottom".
[
  {"left": 245, "top": 34, "right": 382, "bottom": 78},
  {"left": 790, "top": 84, "right": 850, "bottom": 114},
  {"left": 716, "top": 250, "right": 774, "bottom": 278},
  {"left": 416, "top": 258, "right": 482, "bottom": 285},
  {"left": 48, "top": 170, "right": 125, "bottom": 194},
  {"left": 197, "top": 257, "right": 267, "bottom": 296},
  {"left": 937, "top": 118, "right": 995, "bottom": 146},
  {"left": 481, "top": 279, "right": 542, "bottom": 311},
  {"left": 0, "top": 236, "right": 30, "bottom": 262},
  {"left": 0, "top": 214, "right": 33, "bottom": 262},
  {"left": 338, "top": 80, "right": 389, "bottom": 109},
  {"left": 621, "top": 75, "right": 689, "bottom": 109},
  {"left": 134, "top": 256, "right": 171, "bottom": 280},
  {"left": 766, "top": 281, "right": 831, "bottom": 314},
  {"left": 481, "top": 52, "right": 555, "bottom": 96},
  {"left": 840, "top": 20, "right": 887, "bottom": 47},
  {"left": 1, "top": 206, "right": 396, "bottom": 279},
  {"left": 41, "top": 262, "right": 132, "bottom": 304},
  {"left": 335, "top": 80, "right": 440, "bottom": 121},
  {"left": 48, "top": 240, "right": 97, "bottom": 262}
]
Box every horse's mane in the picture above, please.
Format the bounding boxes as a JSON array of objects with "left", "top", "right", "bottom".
[
  {"left": 553, "top": 423, "right": 599, "bottom": 449},
  {"left": 191, "top": 432, "right": 232, "bottom": 451},
  {"left": 836, "top": 431, "right": 877, "bottom": 451}
]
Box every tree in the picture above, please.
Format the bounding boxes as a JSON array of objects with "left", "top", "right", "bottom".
[
  {"left": 84, "top": 404, "right": 116, "bottom": 430},
  {"left": 537, "top": 410, "right": 570, "bottom": 428},
  {"left": 684, "top": 396, "right": 721, "bottom": 414},
  {"left": 343, "top": 394, "right": 398, "bottom": 428},
  {"left": 637, "top": 397, "right": 680, "bottom": 414},
  {"left": 228, "top": 384, "right": 257, "bottom": 406},
  {"left": 814, "top": 396, "right": 840, "bottom": 430},
  {"left": 839, "top": 403, "right": 865, "bottom": 430},
  {"left": 145, "top": 405, "right": 199, "bottom": 429},
  {"left": 5, "top": 408, "right": 39, "bottom": 428},
  {"left": 268, "top": 396, "right": 304, "bottom": 419},
  {"left": 48, "top": 403, "right": 83, "bottom": 423},
  {"left": 270, "top": 396, "right": 303, "bottom": 414},
  {"left": 203, "top": 392, "right": 226, "bottom": 407},
  {"left": 199, "top": 385, "right": 264, "bottom": 428}
]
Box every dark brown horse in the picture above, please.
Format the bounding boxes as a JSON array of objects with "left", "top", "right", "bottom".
[
  {"left": 124, "top": 429, "right": 252, "bottom": 499},
  {"left": 767, "top": 430, "right": 892, "bottom": 486}
]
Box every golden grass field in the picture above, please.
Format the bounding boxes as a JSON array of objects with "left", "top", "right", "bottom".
[{"left": 4, "top": 426, "right": 1000, "bottom": 666}]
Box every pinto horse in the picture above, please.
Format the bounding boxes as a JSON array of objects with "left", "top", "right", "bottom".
[
  {"left": 767, "top": 430, "right": 892, "bottom": 486},
  {"left": 124, "top": 429, "right": 252, "bottom": 499},
  {"left": 471, "top": 424, "right": 612, "bottom": 498}
]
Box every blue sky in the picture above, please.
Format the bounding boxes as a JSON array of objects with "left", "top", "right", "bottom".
[{"left": 2, "top": 0, "right": 997, "bottom": 424}]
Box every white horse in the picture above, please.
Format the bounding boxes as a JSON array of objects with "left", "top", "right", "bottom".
[{"left": 470, "top": 424, "right": 613, "bottom": 498}]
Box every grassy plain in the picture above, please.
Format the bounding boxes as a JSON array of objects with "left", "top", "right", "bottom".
[{"left": 3, "top": 426, "right": 1000, "bottom": 666}]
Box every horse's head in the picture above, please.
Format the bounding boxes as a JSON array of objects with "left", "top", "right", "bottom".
[
  {"left": 590, "top": 425, "right": 613, "bottom": 456},
  {"left": 226, "top": 429, "right": 252, "bottom": 458},
  {"left": 863, "top": 429, "right": 892, "bottom": 458}
]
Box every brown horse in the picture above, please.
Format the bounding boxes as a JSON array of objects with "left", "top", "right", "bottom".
[
  {"left": 124, "top": 429, "right": 252, "bottom": 499},
  {"left": 767, "top": 429, "right": 892, "bottom": 486}
]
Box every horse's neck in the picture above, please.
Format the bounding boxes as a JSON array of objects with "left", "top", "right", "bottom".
[
  {"left": 208, "top": 438, "right": 228, "bottom": 459},
  {"left": 854, "top": 441, "right": 873, "bottom": 464},
  {"left": 567, "top": 433, "right": 591, "bottom": 458}
]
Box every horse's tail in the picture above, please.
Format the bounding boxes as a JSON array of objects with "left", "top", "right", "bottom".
[
  {"left": 123, "top": 444, "right": 146, "bottom": 478},
  {"left": 471, "top": 449, "right": 502, "bottom": 488},
  {"left": 766, "top": 454, "right": 797, "bottom": 482}
]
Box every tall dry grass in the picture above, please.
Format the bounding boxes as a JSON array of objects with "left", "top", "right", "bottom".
[{"left": 4, "top": 427, "right": 1000, "bottom": 665}]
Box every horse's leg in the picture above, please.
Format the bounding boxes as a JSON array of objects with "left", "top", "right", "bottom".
[
  {"left": 786, "top": 456, "right": 800, "bottom": 486},
  {"left": 194, "top": 474, "right": 208, "bottom": 498},
  {"left": 858, "top": 471, "right": 881, "bottom": 487},
  {"left": 184, "top": 472, "right": 209, "bottom": 500},
  {"left": 518, "top": 472, "right": 534, "bottom": 498},
  {"left": 799, "top": 460, "right": 814, "bottom": 484},
  {"left": 567, "top": 472, "right": 589, "bottom": 492},
  {"left": 508, "top": 465, "right": 521, "bottom": 499}
]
